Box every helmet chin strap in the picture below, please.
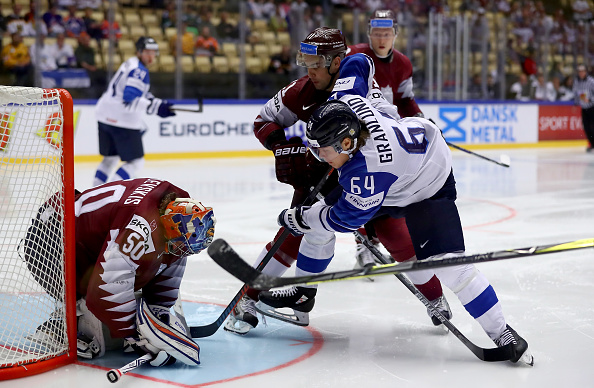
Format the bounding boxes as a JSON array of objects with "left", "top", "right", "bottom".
[{"left": 324, "top": 60, "right": 341, "bottom": 91}]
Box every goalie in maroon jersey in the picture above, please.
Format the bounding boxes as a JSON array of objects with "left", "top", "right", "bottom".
[
  {"left": 21, "top": 178, "right": 214, "bottom": 366},
  {"left": 224, "top": 27, "right": 450, "bottom": 335}
]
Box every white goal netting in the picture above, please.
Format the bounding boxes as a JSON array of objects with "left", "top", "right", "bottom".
[{"left": 0, "top": 86, "right": 70, "bottom": 369}]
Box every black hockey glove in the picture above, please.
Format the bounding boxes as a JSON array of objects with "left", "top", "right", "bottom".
[
  {"left": 157, "top": 100, "right": 176, "bottom": 118},
  {"left": 278, "top": 206, "right": 310, "bottom": 236},
  {"left": 272, "top": 136, "right": 308, "bottom": 189}
]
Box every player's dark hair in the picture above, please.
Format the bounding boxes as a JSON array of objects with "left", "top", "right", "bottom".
[{"left": 159, "top": 192, "right": 178, "bottom": 215}]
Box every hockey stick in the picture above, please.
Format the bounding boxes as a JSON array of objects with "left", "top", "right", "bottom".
[
  {"left": 207, "top": 237, "right": 594, "bottom": 289},
  {"left": 189, "top": 166, "right": 335, "bottom": 338},
  {"left": 446, "top": 141, "right": 510, "bottom": 167},
  {"left": 106, "top": 353, "right": 153, "bottom": 383},
  {"left": 353, "top": 230, "right": 513, "bottom": 362},
  {"left": 172, "top": 95, "right": 204, "bottom": 113}
]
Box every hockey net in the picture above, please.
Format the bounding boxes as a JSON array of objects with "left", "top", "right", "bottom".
[{"left": 0, "top": 87, "right": 76, "bottom": 379}]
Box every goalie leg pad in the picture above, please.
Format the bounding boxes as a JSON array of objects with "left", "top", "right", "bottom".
[
  {"left": 77, "top": 298, "right": 106, "bottom": 358},
  {"left": 137, "top": 298, "right": 200, "bottom": 366}
]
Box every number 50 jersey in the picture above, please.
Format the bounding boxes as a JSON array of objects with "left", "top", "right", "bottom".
[{"left": 74, "top": 178, "right": 190, "bottom": 338}]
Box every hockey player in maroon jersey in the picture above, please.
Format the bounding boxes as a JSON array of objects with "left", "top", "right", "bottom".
[
  {"left": 224, "top": 27, "right": 450, "bottom": 335},
  {"left": 22, "top": 178, "right": 214, "bottom": 366},
  {"left": 345, "top": 9, "right": 429, "bottom": 276}
]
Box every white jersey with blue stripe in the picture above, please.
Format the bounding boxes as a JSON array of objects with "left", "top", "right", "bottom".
[
  {"left": 303, "top": 94, "right": 452, "bottom": 233},
  {"left": 95, "top": 57, "right": 155, "bottom": 130}
]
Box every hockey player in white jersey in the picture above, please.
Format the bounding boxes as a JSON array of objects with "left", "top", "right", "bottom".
[
  {"left": 264, "top": 98, "right": 533, "bottom": 365},
  {"left": 93, "top": 36, "right": 175, "bottom": 186}
]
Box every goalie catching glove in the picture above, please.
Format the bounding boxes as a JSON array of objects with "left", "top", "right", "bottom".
[
  {"left": 128, "top": 298, "right": 200, "bottom": 366},
  {"left": 278, "top": 206, "right": 310, "bottom": 236}
]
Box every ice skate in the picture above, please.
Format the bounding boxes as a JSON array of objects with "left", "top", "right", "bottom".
[
  {"left": 224, "top": 295, "right": 259, "bottom": 335},
  {"left": 426, "top": 295, "right": 453, "bottom": 326},
  {"left": 255, "top": 286, "right": 316, "bottom": 326},
  {"left": 494, "top": 324, "right": 534, "bottom": 366},
  {"left": 354, "top": 241, "right": 377, "bottom": 282}
]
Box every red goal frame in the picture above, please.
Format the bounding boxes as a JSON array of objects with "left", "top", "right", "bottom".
[{"left": 0, "top": 89, "right": 77, "bottom": 380}]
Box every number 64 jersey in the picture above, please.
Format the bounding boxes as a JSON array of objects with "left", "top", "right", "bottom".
[
  {"left": 304, "top": 94, "right": 452, "bottom": 234},
  {"left": 74, "top": 178, "right": 190, "bottom": 338}
]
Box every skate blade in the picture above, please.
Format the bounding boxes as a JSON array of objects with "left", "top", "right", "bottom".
[
  {"left": 223, "top": 316, "right": 254, "bottom": 335},
  {"left": 518, "top": 346, "right": 534, "bottom": 366},
  {"left": 255, "top": 302, "right": 309, "bottom": 326}
]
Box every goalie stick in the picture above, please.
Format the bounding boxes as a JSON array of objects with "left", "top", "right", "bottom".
[
  {"left": 207, "top": 237, "right": 594, "bottom": 289},
  {"left": 106, "top": 353, "right": 153, "bottom": 383},
  {"left": 353, "top": 230, "right": 514, "bottom": 362},
  {"left": 188, "top": 166, "right": 335, "bottom": 338}
]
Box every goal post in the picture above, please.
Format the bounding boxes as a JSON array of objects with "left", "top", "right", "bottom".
[{"left": 0, "top": 87, "right": 76, "bottom": 379}]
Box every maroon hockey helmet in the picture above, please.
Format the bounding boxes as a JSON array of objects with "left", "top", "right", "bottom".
[
  {"left": 296, "top": 27, "right": 347, "bottom": 69},
  {"left": 368, "top": 9, "right": 399, "bottom": 37}
]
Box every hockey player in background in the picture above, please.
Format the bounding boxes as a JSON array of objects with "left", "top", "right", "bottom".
[
  {"left": 224, "top": 27, "right": 451, "bottom": 335},
  {"left": 346, "top": 9, "right": 426, "bottom": 269},
  {"left": 270, "top": 99, "right": 533, "bottom": 365},
  {"left": 22, "top": 178, "right": 215, "bottom": 366},
  {"left": 93, "top": 37, "right": 176, "bottom": 186}
]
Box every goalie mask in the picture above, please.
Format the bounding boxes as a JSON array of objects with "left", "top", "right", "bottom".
[
  {"left": 306, "top": 100, "right": 361, "bottom": 162},
  {"left": 161, "top": 199, "right": 215, "bottom": 256}
]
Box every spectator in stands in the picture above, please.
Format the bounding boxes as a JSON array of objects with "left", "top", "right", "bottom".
[
  {"left": 247, "top": 0, "right": 266, "bottom": 21},
  {"left": 509, "top": 73, "right": 531, "bottom": 101},
  {"left": 311, "top": 5, "right": 325, "bottom": 29},
  {"left": 268, "top": 45, "right": 292, "bottom": 74},
  {"left": 559, "top": 75, "right": 575, "bottom": 101},
  {"left": 64, "top": 5, "right": 86, "bottom": 38},
  {"left": 74, "top": 31, "right": 100, "bottom": 93},
  {"left": 573, "top": 64, "right": 594, "bottom": 152},
  {"left": 170, "top": 22, "right": 196, "bottom": 56},
  {"left": 0, "top": 5, "right": 6, "bottom": 53},
  {"left": 29, "top": 30, "right": 57, "bottom": 71},
  {"left": 1, "top": 32, "right": 32, "bottom": 86},
  {"left": 77, "top": 0, "right": 101, "bottom": 10},
  {"left": 161, "top": 1, "right": 176, "bottom": 32},
  {"left": 572, "top": 0, "right": 592, "bottom": 23},
  {"left": 183, "top": 4, "right": 200, "bottom": 35},
  {"left": 468, "top": 73, "right": 483, "bottom": 99},
  {"left": 82, "top": 7, "right": 102, "bottom": 41},
  {"left": 43, "top": 2, "right": 65, "bottom": 37},
  {"left": 50, "top": 32, "right": 76, "bottom": 68},
  {"left": 99, "top": 10, "right": 122, "bottom": 42},
  {"left": 269, "top": 5, "right": 288, "bottom": 33},
  {"left": 548, "top": 75, "right": 564, "bottom": 101},
  {"left": 531, "top": 72, "right": 554, "bottom": 101},
  {"left": 469, "top": 8, "right": 490, "bottom": 68},
  {"left": 75, "top": 31, "right": 96, "bottom": 73},
  {"left": 216, "top": 11, "right": 239, "bottom": 41},
  {"left": 196, "top": 6, "right": 217, "bottom": 37},
  {"left": 7, "top": 2, "right": 47, "bottom": 37},
  {"left": 194, "top": 26, "right": 219, "bottom": 57}
]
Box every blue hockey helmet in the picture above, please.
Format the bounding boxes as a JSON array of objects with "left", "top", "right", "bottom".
[{"left": 161, "top": 199, "right": 215, "bottom": 256}]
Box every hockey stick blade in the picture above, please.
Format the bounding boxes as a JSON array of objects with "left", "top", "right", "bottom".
[
  {"left": 353, "top": 231, "right": 513, "bottom": 362},
  {"left": 209, "top": 238, "right": 594, "bottom": 289},
  {"left": 189, "top": 167, "right": 335, "bottom": 338}
]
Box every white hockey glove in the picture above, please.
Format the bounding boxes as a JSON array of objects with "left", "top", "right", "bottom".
[{"left": 278, "top": 206, "right": 311, "bottom": 236}]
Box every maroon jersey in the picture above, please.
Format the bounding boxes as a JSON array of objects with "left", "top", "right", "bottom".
[
  {"left": 74, "top": 178, "right": 190, "bottom": 338},
  {"left": 253, "top": 75, "right": 331, "bottom": 149},
  {"left": 347, "top": 44, "right": 421, "bottom": 118}
]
